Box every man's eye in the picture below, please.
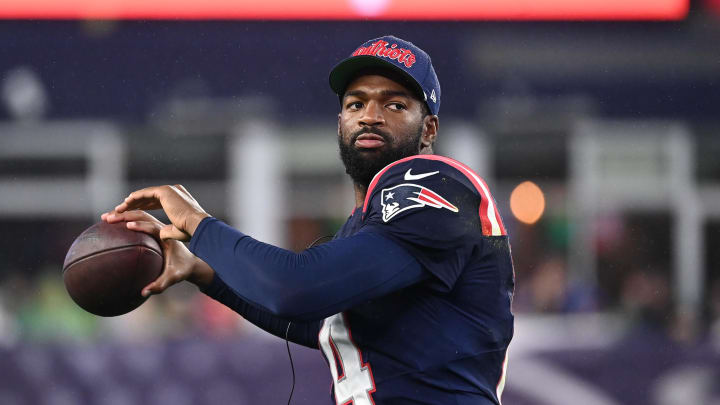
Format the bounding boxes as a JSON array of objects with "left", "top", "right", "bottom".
[
  {"left": 388, "top": 103, "right": 406, "bottom": 110},
  {"left": 346, "top": 102, "right": 363, "bottom": 110}
]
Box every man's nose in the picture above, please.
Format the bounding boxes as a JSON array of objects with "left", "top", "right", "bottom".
[{"left": 359, "top": 101, "right": 385, "bottom": 126}]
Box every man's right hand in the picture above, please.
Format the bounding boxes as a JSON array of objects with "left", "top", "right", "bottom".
[{"left": 101, "top": 209, "right": 214, "bottom": 295}]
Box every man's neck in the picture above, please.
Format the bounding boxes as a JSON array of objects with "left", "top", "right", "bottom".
[
  {"left": 353, "top": 182, "right": 368, "bottom": 208},
  {"left": 350, "top": 150, "right": 435, "bottom": 208}
]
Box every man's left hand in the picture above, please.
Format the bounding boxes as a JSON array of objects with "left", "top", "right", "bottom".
[{"left": 110, "top": 184, "right": 210, "bottom": 242}]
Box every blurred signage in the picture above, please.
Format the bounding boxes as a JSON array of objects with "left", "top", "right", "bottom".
[
  {"left": 0, "top": 0, "right": 688, "bottom": 20},
  {"left": 572, "top": 121, "right": 693, "bottom": 206},
  {"left": 707, "top": 0, "right": 720, "bottom": 15}
]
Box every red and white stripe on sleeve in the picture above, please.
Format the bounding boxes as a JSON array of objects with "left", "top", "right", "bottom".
[{"left": 363, "top": 155, "right": 506, "bottom": 236}]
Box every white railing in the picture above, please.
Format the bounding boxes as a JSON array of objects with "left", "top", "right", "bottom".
[
  {"left": 0, "top": 121, "right": 125, "bottom": 218},
  {"left": 569, "top": 120, "right": 702, "bottom": 319}
]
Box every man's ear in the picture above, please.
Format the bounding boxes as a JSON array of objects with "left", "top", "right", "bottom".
[
  {"left": 337, "top": 113, "right": 342, "bottom": 136},
  {"left": 420, "top": 115, "right": 439, "bottom": 152}
]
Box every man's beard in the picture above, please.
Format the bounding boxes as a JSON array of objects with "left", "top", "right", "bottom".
[{"left": 338, "top": 125, "right": 423, "bottom": 189}]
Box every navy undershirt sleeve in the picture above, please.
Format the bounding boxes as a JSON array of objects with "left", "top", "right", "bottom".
[
  {"left": 189, "top": 217, "right": 428, "bottom": 322},
  {"left": 201, "top": 275, "right": 321, "bottom": 348}
]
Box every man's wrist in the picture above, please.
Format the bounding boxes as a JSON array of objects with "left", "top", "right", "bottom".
[
  {"left": 187, "top": 213, "right": 211, "bottom": 236},
  {"left": 187, "top": 256, "right": 214, "bottom": 289}
]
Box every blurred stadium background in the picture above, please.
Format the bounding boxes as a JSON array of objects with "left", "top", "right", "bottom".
[{"left": 1, "top": 1, "right": 719, "bottom": 404}]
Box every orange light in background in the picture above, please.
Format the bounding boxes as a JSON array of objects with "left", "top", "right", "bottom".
[{"left": 510, "top": 181, "right": 546, "bottom": 225}]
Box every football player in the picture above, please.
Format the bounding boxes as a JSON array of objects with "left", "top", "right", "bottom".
[{"left": 103, "top": 35, "right": 515, "bottom": 405}]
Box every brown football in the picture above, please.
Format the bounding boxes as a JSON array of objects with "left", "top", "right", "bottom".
[{"left": 62, "top": 221, "right": 163, "bottom": 317}]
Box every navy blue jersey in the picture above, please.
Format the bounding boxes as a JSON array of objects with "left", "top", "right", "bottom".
[
  {"left": 318, "top": 155, "right": 514, "bottom": 405},
  {"left": 191, "top": 154, "right": 514, "bottom": 405}
]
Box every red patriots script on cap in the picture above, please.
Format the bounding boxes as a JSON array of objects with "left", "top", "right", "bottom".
[{"left": 351, "top": 40, "right": 417, "bottom": 68}]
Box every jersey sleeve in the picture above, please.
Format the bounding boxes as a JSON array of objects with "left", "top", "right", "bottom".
[
  {"left": 359, "top": 155, "right": 506, "bottom": 291},
  {"left": 188, "top": 217, "right": 427, "bottom": 322},
  {"left": 201, "top": 274, "right": 321, "bottom": 349}
]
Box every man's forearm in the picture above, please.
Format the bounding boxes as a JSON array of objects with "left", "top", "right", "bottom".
[
  {"left": 201, "top": 274, "right": 320, "bottom": 348},
  {"left": 188, "top": 217, "right": 427, "bottom": 322}
]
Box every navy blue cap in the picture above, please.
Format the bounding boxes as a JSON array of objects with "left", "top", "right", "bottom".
[{"left": 329, "top": 35, "right": 441, "bottom": 116}]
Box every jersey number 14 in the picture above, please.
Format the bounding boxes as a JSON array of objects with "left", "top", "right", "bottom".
[{"left": 319, "top": 313, "right": 376, "bottom": 405}]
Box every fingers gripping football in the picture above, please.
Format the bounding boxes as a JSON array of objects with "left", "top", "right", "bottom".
[
  {"left": 113, "top": 185, "right": 210, "bottom": 242},
  {"left": 141, "top": 239, "right": 197, "bottom": 297},
  {"left": 101, "top": 209, "right": 199, "bottom": 297}
]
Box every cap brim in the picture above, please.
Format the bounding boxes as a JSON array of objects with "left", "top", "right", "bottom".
[{"left": 329, "top": 55, "right": 425, "bottom": 101}]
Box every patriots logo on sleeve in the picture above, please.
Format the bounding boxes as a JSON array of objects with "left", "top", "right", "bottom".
[{"left": 380, "top": 183, "right": 459, "bottom": 222}]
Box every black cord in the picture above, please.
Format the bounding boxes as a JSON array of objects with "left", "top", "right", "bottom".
[
  {"left": 285, "top": 322, "right": 295, "bottom": 405},
  {"left": 308, "top": 234, "right": 334, "bottom": 248},
  {"left": 285, "top": 234, "right": 334, "bottom": 405}
]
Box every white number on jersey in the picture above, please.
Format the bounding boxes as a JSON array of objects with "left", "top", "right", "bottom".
[{"left": 319, "top": 313, "right": 376, "bottom": 405}]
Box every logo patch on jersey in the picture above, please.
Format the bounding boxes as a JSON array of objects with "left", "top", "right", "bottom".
[
  {"left": 380, "top": 183, "right": 458, "bottom": 222},
  {"left": 404, "top": 169, "right": 439, "bottom": 181}
]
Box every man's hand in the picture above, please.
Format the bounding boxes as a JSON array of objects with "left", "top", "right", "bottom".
[
  {"left": 113, "top": 184, "right": 210, "bottom": 242},
  {"left": 101, "top": 210, "right": 214, "bottom": 296}
]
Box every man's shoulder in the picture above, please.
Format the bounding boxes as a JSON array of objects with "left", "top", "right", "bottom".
[
  {"left": 369, "top": 154, "right": 485, "bottom": 190},
  {"left": 361, "top": 155, "right": 506, "bottom": 236}
]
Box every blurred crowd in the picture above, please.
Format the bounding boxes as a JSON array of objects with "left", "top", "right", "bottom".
[
  {"left": 511, "top": 211, "right": 720, "bottom": 347},
  {"left": 0, "top": 210, "right": 718, "bottom": 349},
  {"left": 0, "top": 269, "right": 246, "bottom": 346}
]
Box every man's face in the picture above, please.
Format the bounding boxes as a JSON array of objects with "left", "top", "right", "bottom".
[{"left": 337, "top": 74, "right": 436, "bottom": 189}]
